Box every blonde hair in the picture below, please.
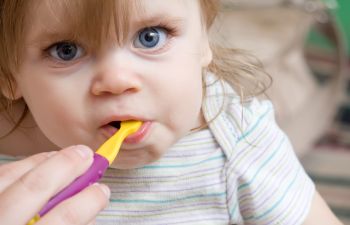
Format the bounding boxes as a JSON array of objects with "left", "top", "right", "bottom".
[{"left": 0, "top": 0, "right": 271, "bottom": 136}]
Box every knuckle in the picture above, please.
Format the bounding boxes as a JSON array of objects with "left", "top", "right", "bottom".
[
  {"left": 0, "top": 153, "right": 48, "bottom": 181},
  {"left": 18, "top": 170, "right": 48, "bottom": 193},
  {"left": 60, "top": 205, "right": 81, "bottom": 225},
  {"left": 58, "top": 149, "right": 82, "bottom": 167},
  {"left": 31, "top": 152, "right": 51, "bottom": 164},
  {"left": 0, "top": 164, "right": 14, "bottom": 180},
  {"left": 0, "top": 165, "right": 16, "bottom": 190},
  {"left": 60, "top": 149, "right": 78, "bottom": 162},
  {"left": 57, "top": 147, "right": 92, "bottom": 175},
  {"left": 0, "top": 156, "right": 42, "bottom": 191}
]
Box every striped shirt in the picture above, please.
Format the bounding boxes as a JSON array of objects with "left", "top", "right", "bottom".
[{"left": 0, "top": 74, "right": 315, "bottom": 224}]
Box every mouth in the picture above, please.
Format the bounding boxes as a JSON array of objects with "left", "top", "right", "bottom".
[
  {"left": 100, "top": 120, "right": 121, "bottom": 138},
  {"left": 100, "top": 120, "right": 151, "bottom": 144},
  {"left": 108, "top": 121, "right": 121, "bottom": 129}
]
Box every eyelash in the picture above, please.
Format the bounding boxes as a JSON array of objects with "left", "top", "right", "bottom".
[
  {"left": 153, "top": 22, "right": 179, "bottom": 37},
  {"left": 131, "top": 22, "right": 179, "bottom": 55},
  {"left": 41, "top": 22, "right": 179, "bottom": 66},
  {"left": 41, "top": 40, "right": 85, "bottom": 67}
]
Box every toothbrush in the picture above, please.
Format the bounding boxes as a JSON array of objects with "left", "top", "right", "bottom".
[{"left": 27, "top": 120, "right": 142, "bottom": 225}]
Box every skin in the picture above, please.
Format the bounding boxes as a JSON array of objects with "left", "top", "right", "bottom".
[
  {"left": 0, "top": 146, "right": 109, "bottom": 225},
  {"left": 4, "top": 0, "right": 212, "bottom": 169},
  {"left": 0, "top": 0, "right": 343, "bottom": 224},
  {"left": 0, "top": 1, "right": 211, "bottom": 224}
]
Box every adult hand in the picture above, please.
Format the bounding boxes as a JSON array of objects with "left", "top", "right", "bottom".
[{"left": 0, "top": 145, "right": 110, "bottom": 225}]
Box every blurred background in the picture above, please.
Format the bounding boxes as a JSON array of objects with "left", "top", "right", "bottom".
[{"left": 215, "top": 0, "right": 350, "bottom": 223}]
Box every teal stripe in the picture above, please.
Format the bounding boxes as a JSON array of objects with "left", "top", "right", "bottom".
[
  {"left": 230, "top": 202, "right": 238, "bottom": 216},
  {"left": 244, "top": 168, "right": 300, "bottom": 220},
  {"left": 237, "top": 107, "right": 271, "bottom": 142},
  {"left": 110, "top": 192, "right": 226, "bottom": 204},
  {"left": 238, "top": 138, "right": 285, "bottom": 190},
  {"left": 141, "top": 154, "right": 225, "bottom": 169},
  {"left": 255, "top": 168, "right": 300, "bottom": 220}
]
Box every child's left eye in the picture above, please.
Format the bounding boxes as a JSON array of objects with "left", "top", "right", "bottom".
[{"left": 133, "top": 27, "right": 168, "bottom": 50}]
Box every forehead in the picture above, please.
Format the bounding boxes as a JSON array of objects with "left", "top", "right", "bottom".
[
  {"left": 136, "top": 0, "right": 195, "bottom": 17},
  {"left": 25, "top": 0, "right": 201, "bottom": 45},
  {"left": 30, "top": 0, "right": 193, "bottom": 21}
]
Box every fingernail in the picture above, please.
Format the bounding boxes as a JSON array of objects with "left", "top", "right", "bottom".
[
  {"left": 96, "top": 183, "right": 110, "bottom": 198},
  {"left": 74, "top": 145, "right": 92, "bottom": 159}
]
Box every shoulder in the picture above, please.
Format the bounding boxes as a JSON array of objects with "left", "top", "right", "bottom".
[
  {"left": 203, "top": 75, "right": 316, "bottom": 224},
  {"left": 202, "top": 74, "right": 276, "bottom": 158}
]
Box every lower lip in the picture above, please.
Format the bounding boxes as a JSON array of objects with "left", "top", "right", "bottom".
[{"left": 124, "top": 121, "right": 152, "bottom": 144}]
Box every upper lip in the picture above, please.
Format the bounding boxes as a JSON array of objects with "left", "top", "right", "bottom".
[{"left": 100, "top": 114, "right": 144, "bottom": 127}]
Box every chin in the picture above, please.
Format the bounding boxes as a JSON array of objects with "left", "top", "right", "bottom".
[{"left": 109, "top": 158, "right": 151, "bottom": 170}]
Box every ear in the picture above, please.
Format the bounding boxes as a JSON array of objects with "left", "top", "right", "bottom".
[{"left": 1, "top": 79, "right": 22, "bottom": 100}]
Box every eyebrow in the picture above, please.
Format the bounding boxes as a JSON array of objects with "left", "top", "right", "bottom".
[
  {"left": 132, "top": 14, "right": 186, "bottom": 28},
  {"left": 27, "top": 30, "right": 76, "bottom": 48}
]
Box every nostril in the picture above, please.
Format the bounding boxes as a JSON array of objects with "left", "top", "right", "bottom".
[{"left": 108, "top": 121, "right": 121, "bottom": 129}]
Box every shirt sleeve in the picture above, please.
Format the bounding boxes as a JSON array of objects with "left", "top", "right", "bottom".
[{"left": 225, "top": 98, "right": 315, "bottom": 225}]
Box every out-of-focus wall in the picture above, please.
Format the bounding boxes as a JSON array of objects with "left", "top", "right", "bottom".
[
  {"left": 306, "top": 0, "right": 350, "bottom": 147},
  {"left": 213, "top": 2, "right": 346, "bottom": 156}
]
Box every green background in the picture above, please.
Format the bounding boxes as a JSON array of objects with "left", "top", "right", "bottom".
[
  {"left": 308, "top": 0, "right": 349, "bottom": 55},
  {"left": 336, "top": 0, "right": 349, "bottom": 55}
]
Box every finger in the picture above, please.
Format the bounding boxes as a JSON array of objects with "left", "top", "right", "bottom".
[
  {"left": 0, "top": 145, "right": 93, "bottom": 225},
  {"left": 87, "top": 219, "right": 96, "bottom": 225},
  {"left": 37, "top": 183, "right": 110, "bottom": 225},
  {"left": 0, "top": 151, "right": 56, "bottom": 192}
]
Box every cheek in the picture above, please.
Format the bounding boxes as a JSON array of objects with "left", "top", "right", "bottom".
[
  {"left": 18, "top": 78, "right": 86, "bottom": 147},
  {"left": 24, "top": 92, "right": 79, "bottom": 146},
  {"left": 152, "top": 56, "right": 204, "bottom": 131},
  {"left": 15, "top": 59, "right": 96, "bottom": 144}
]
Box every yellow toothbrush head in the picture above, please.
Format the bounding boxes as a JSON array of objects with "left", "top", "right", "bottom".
[{"left": 96, "top": 120, "right": 142, "bottom": 165}]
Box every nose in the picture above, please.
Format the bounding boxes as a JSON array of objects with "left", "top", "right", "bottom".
[{"left": 91, "top": 50, "right": 142, "bottom": 96}]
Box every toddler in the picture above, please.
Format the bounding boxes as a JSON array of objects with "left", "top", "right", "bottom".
[{"left": 0, "top": 0, "right": 342, "bottom": 224}]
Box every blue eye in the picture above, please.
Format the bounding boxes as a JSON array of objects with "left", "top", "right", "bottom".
[
  {"left": 49, "top": 42, "right": 84, "bottom": 61},
  {"left": 134, "top": 27, "right": 167, "bottom": 49}
]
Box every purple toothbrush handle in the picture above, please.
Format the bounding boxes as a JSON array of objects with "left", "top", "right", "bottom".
[{"left": 38, "top": 153, "right": 109, "bottom": 217}]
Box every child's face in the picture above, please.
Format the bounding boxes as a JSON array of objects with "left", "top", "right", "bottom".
[{"left": 11, "top": 0, "right": 212, "bottom": 169}]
